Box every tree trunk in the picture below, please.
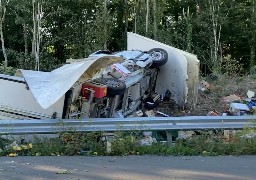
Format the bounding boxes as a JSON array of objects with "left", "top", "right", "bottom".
[
  {"left": 0, "top": 23, "right": 7, "bottom": 70},
  {"left": 23, "top": 23, "right": 28, "bottom": 56},
  {"left": 103, "top": 0, "right": 107, "bottom": 49},
  {"left": 32, "top": 0, "right": 42, "bottom": 71},
  {"left": 153, "top": 0, "right": 157, "bottom": 39},
  {"left": 134, "top": 0, "right": 137, "bottom": 33},
  {"left": 145, "top": 0, "right": 149, "bottom": 34},
  {"left": 183, "top": 7, "right": 192, "bottom": 52},
  {"left": 0, "top": 1, "right": 8, "bottom": 71},
  {"left": 124, "top": 0, "right": 128, "bottom": 48},
  {"left": 35, "top": 1, "right": 42, "bottom": 71},
  {"left": 209, "top": 0, "right": 221, "bottom": 70},
  {"left": 32, "top": 0, "right": 36, "bottom": 56}
]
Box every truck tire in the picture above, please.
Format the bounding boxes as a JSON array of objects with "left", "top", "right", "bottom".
[
  {"left": 101, "top": 78, "right": 126, "bottom": 96},
  {"left": 149, "top": 48, "right": 168, "bottom": 68}
]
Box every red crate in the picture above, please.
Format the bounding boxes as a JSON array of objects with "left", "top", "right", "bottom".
[{"left": 82, "top": 82, "right": 107, "bottom": 98}]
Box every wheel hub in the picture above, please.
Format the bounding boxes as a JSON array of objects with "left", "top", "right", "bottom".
[{"left": 151, "top": 51, "right": 164, "bottom": 61}]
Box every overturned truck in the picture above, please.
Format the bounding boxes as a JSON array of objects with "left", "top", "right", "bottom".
[
  {"left": 0, "top": 49, "right": 167, "bottom": 119},
  {"left": 0, "top": 33, "right": 199, "bottom": 120}
]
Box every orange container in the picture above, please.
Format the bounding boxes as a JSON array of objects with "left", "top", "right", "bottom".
[{"left": 82, "top": 82, "right": 107, "bottom": 98}]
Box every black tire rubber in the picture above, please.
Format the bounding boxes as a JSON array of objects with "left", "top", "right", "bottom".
[
  {"left": 101, "top": 78, "right": 126, "bottom": 96},
  {"left": 144, "top": 97, "right": 159, "bottom": 110},
  {"left": 148, "top": 48, "right": 168, "bottom": 68}
]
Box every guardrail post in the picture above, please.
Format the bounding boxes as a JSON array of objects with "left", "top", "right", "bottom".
[{"left": 166, "top": 130, "right": 173, "bottom": 146}]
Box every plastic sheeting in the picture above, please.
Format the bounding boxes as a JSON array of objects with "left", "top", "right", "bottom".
[{"left": 16, "top": 56, "right": 123, "bottom": 109}]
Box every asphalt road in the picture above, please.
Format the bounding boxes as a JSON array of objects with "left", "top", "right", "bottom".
[{"left": 0, "top": 156, "right": 255, "bottom": 180}]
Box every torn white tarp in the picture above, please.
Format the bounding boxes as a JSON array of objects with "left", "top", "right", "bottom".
[
  {"left": 16, "top": 56, "right": 123, "bottom": 109},
  {"left": 18, "top": 62, "right": 94, "bottom": 109}
]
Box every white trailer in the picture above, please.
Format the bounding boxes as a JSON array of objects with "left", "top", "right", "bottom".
[{"left": 0, "top": 74, "right": 65, "bottom": 119}]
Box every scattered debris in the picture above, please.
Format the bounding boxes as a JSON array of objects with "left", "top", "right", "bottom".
[
  {"left": 207, "top": 74, "right": 218, "bottom": 81},
  {"left": 241, "top": 130, "right": 256, "bottom": 139},
  {"left": 155, "top": 111, "right": 170, "bottom": 117},
  {"left": 138, "top": 136, "right": 157, "bottom": 146},
  {"left": 4, "top": 141, "right": 33, "bottom": 156},
  {"left": 139, "top": 131, "right": 157, "bottom": 146},
  {"left": 223, "top": 130, "right": 237, "bottom": 141},
  {"left": 56, "top": 170, "right": 72, "bottom": 174},
  {"left": 136, "top": 110, "right": 144, "bottom": 117},
  {"left": 177, "top": 131, "right": 196, "bottom": 140},
  {"left": 5, "top": 141, "right": 19, "bottom": 150},
  {"left": 198, "top": 80, "right": 211, "bottom": 93},
  {"left": 143, "top": 109, "right": 171, "bottom": 117},
  {"left": 101, "top": 133, "right": 116, "bottom": 153},
  {"left": 207, "top": 110, "right": 220, "bottom": 116},
  {"left": 8, "top": 153, "right": 17, "bottom": 157},
  {"left": 145, "top": 110, "right": 156, "bottom": 117},
  {"left": 222, "top": 94, "right": 241, "bottom": 103},
  {"left": 247, "top": 90, "right": 255, "bottom": 99},
  {"left": 163, "top": 90, "right": 172, "bottom": 101},
  {"left": 229, "top": 103, "right": 250, "bottom": 116}
]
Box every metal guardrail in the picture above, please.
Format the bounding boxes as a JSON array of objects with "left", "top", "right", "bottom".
[{"left": 0, "top": 116, "right": 256, "bottom": 135}]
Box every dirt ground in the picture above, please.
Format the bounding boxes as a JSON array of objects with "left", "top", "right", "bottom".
[{"left": 157, "top": 74, "right": 256, "bottom": 116}]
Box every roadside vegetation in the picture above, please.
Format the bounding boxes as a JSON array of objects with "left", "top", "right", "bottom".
[
  {"left": 0, "top": 0, "right": 256, "bottom": 75},
  {"left": 1, "top": 126, "right": 256, "bottom": 157}
]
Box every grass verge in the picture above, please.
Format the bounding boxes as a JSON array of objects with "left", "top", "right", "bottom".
[{"left": 1, "top": 128, "right": 256, "bottom": 157}]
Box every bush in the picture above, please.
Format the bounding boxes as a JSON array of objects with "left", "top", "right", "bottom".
[
  {"left": 221, "top": 55, "right": 244, "bottom": 75},
  {"left": 0, "top": 64, "right": 16, "bottom": 75}
]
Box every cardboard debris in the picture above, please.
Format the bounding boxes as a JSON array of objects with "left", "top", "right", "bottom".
[
  {"left": 198, "top": 80, "right": 211, "bottom": 92},
  {"left": 222, "top": 94, "right": 241, "bottom": 103},
  {"left": 207, "top": 110, "right": 220, "bottom": 116}
]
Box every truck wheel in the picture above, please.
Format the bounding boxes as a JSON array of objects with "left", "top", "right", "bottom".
[
  {"left": 149, "top": 48, "right": 168, "bottom": 68},
  {"left": 101, "top": 78, "right": 126, "bottom": 96}
]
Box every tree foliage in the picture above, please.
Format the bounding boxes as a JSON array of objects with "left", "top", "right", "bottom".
[{"left": 0, "top": 0, "right": 255, "bottom": 74}]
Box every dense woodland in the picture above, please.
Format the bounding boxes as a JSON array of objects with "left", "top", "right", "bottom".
[{"left": 0, "top": 0, "right": 255, "bottom": 75}]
